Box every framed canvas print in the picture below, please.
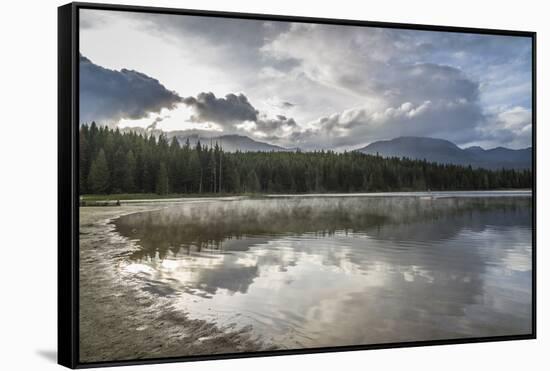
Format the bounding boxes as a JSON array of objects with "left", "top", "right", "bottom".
[{"left": 58, "top": 2, "right": 536, "bottom": 368}]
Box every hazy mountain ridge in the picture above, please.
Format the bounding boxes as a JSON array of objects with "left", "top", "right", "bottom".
[
  {"left": 171, "top": 133, "right": 291, "bottom": 152},
  {"left": 120, "top": 127, "right": 291, "bottom": 152},
  {"left": 357, "top": 136, "right": 532, "bottom": 170},
  {"left": 119, "top": 127, "right": 530, "bottom": 169}
]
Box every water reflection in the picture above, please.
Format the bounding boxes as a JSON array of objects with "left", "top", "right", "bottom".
[{"left": 114, "top": 196, "right": 532, "bottom": 348}]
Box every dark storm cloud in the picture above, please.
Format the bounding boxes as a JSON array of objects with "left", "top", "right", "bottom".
[
  {"left": 256, "top": 115, "right": 297, "bottom": 133},
  {"left": 274, "top": 101, "right": 295, "bottom": 109},
  {"left": 351, "top": 63, "right": 480, "bottom": 105},
  {"left": 79, "top": 55, "right": 182, "bottom": 124},
  {"left": 183, "top": 92, "right": 300, "bottom": 137},
  {"left": 183, "top": 92, "right": 259, "bottom": 125},
  {"left": 146, "top": 116, "right": 166, "bottom": 131}
]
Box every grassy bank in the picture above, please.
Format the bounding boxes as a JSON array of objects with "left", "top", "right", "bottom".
[
  {"left": 81, "top": 189, "right": 532, "bottom": 203},
  {"left": 81, "top": 193, "right": 253, "bottom": 202}
]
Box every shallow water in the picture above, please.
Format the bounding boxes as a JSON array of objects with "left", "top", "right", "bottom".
[{"left": 113, "top": 193, "right": 532, "bottom": 349}]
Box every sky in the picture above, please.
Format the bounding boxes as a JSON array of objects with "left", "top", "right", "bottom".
[{"left": 79, "top": 9, "right": 533, "bottom": 150}]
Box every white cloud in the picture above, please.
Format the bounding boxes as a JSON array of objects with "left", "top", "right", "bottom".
[
  {"left": 80, "top": 9, "right": 532, "bottom": 150},
  {"left": 287, "top": 99, "right": 482, "bottom": 150},
  {"left": 469, "top": 106, "right": 532, "bottom": 149}
]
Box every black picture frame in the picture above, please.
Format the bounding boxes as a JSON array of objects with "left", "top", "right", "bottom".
[{"left": 58, "top": 2, "right": 537, "bottom": 369}]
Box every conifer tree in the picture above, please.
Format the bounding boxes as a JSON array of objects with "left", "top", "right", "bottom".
[
  {"left": 110, "top": 149, "right": 128, "bottom": 193},
  {"left": 124, "top": 150, "right": 137, "bottom": 192},
  {"left": 88, "top": 148, "right": 110, "bottom": 194},
  {"left": 245, "top": 169, "right": 260, "bottom": 193},
  {"left": 156, "top": 162, "right": 169, "bottom": 195},
  {"left": 78, "top": 125, "right": 532, "bottom": 196}
]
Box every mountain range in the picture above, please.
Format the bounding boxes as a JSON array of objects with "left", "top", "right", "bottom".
[
  {"left": 169, "top": 132, "right": 291, "bottom": 152},
  {"left": 121, "top": 127, "right": 292, "bottom": 152},
  {"left": 121, "top": 127, "right": 531, "bottom": 169},
  {"left": 357, "top": 136, "right": 532, "bottom": 170}
]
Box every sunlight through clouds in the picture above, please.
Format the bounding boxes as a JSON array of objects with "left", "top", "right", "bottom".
[{"left": 79, "top": 9, "right": 532, "bottom": 150}]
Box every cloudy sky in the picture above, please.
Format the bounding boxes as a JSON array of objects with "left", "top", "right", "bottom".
[{"left": 79, "top": 9, "right": 533, "bottom": 150}]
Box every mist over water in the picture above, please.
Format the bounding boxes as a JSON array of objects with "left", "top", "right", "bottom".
[{"left": 113, "top": 194, "right": 532, "bottom": 348}]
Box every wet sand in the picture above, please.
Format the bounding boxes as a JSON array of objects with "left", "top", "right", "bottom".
[{"left": 79, "top": 203, "right": 266, "bottom": 363}]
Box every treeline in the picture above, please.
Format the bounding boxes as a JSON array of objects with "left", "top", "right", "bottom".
[{"left": 79, "top": 123, "right": 532, "bottom": 195}]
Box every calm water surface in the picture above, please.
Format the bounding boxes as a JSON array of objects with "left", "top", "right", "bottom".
[{"left": 114, "top": 193, "right": 532, "bottom": 348}]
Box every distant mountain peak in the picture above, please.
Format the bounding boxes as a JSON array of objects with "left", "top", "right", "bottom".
[
  {"left": 465, "top": 145, "right": 484, "bottom": 151},
  {"left": 358, "top": 137, "right": 531, "bottom": 170}
]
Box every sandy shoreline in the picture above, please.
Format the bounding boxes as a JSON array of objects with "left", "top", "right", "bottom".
[{"left": 79, "top": 203, "right": 266, "bottom": 363}]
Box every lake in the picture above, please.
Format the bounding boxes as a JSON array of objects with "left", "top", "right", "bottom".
[{"left": 113, "top": 192, "right": 533, "bottom": 349}]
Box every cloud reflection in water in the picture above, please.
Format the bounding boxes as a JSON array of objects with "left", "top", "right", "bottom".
[{"left": 114, "top": 196, "right": 532, "bottom": 348}]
